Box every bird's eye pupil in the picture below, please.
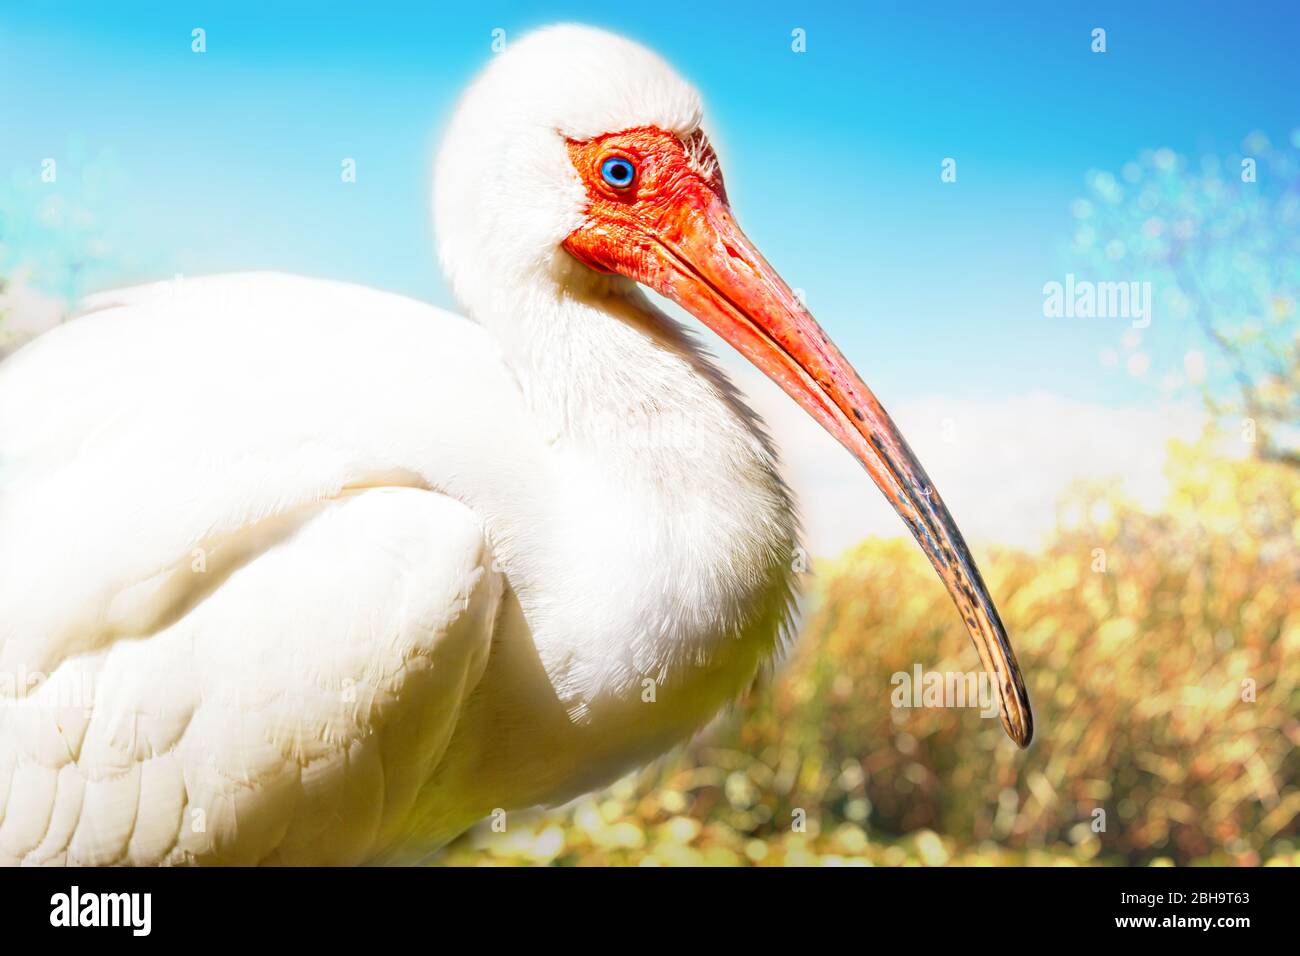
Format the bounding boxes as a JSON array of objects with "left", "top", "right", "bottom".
[{"left": 600, "top": 157, "right": 635, "bottom": 188}]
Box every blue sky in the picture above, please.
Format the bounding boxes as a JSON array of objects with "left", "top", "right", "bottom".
[{"left": 1, "top": 0, "right": 1296, "bottom": 409}]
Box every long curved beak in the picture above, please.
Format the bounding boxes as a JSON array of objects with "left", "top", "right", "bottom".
[{"left": 634, "top": 193, "right": 1033, "bottom": 747}]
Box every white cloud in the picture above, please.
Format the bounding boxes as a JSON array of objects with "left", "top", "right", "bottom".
[{"left": 728, "top": 362, "right": 1206, "bottom": 556}]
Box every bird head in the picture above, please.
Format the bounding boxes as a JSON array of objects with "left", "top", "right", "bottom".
[{"left": 433, "top": 25, "right": 1033, "bottom": 747}]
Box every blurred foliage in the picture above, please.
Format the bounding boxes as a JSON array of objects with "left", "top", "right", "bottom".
[
  {"left": 0, "top": 141, "right": 124, "bottom": 302},
  {"left": 437, "top": 434, "right": 1299, "bottom": 866},
  {"left": 1070, "top": 132, "right": 1300, "bottom": 465},
  {"left": 0, "top": 144, "right": 126, "bottom": 355}
]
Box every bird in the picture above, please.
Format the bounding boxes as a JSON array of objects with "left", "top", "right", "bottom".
[{"left": 0, "top": 24, "right": 1032, "bottom": 866}]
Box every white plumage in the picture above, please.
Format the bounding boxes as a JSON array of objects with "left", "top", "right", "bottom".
[
  {"left": 0, "top": 24, "right": 1031, "bottom": 866},
  {"left": 0, "top": 264, "right": 795, "bottom": 863},
  {"left": 0, "top": 27, "right": 799, "bottom": 864}
]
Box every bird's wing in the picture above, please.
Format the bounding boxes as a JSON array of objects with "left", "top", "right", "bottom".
[
  {"left": 0, "top": 486, "right": 501, "bottom": 864},
  {"left": 0, "top": 273, "right": 524, "bottom": 863},
  {"left": 0, "top": 272, "right": 523, "bottom": 670}
]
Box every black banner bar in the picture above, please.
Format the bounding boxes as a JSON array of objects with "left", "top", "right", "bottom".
[{"left": 0, "top": 864, "right": 1283, "bottom": 942}]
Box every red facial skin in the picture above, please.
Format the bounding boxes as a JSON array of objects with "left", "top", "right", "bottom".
[
  {"left": 563, "top": 127, "right": 727, "bottom": 280},
  {"left": 562, "top": 126, "right": 1033, "bottom": 747}
]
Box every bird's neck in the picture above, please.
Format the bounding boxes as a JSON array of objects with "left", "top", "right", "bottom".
[
  {"left": 478, "top": 284, "right": 756, "bottom": 468},
  {"left": 418, "top": 284, "right": 802, "bottom": 823},
  {"left": 472, "top": 281, "right": 799, "bottom": 691}
]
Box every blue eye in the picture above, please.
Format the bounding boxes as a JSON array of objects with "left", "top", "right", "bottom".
[{"left": 600, "top": 156, "right": 636, "bottom": 189}]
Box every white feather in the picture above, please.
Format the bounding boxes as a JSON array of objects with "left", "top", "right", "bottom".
[{"left": 0, "top": 24, "right": 798, "bottom": 864}]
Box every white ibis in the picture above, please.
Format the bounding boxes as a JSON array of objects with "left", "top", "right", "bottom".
[{"left": 0, "top": 24, "right": 1031, "bottom": 866}]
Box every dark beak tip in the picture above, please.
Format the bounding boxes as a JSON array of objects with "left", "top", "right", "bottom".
[{"left": 1004, "top": 698, "right": 1035, "bottom": 749}]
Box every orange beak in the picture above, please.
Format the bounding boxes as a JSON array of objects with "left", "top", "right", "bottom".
[{"left": 564, "top": 132, "right": 1033, "bottom": 747}]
